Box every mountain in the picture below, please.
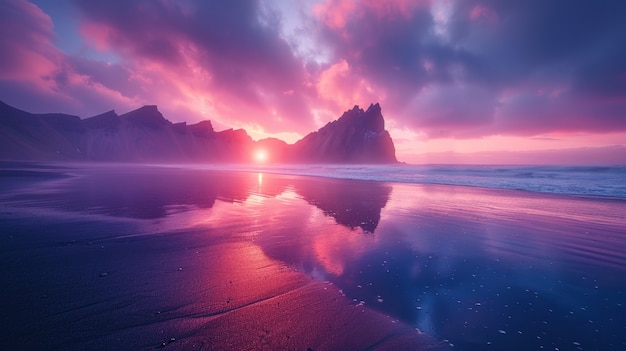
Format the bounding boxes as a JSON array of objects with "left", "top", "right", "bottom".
[
  {"left": 291, "top": 103, "right": 397, "bottom": 163},
  {"left": 0, "top": 100, "right": 84, "bottom": 160},
  {"left": 0, "top": 100, "right": 397, "bottom": 163}
]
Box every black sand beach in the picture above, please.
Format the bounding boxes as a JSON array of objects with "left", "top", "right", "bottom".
[{"left": 1, "top": 163, "right": 625, "bottom": 350}]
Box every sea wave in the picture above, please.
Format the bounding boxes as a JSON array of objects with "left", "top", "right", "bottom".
[{"left": 186, "top": 164, "right": 626, "bottom": 199}]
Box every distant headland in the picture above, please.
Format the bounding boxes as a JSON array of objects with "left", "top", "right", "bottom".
[{"left": 0, "top": 100, "right": 397, "bottom": 164}]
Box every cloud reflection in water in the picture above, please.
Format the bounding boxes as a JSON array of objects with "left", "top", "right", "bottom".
[{"left": 5, "top": 165, "right": 625, "bottom": 350}]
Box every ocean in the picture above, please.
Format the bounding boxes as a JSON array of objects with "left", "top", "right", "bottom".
[{"left": 185, "top": 163, "right": 626, "bottom": 199}]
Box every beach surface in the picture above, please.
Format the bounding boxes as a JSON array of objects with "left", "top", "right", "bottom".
[{"left": 1, "top": 163, "right": 625, "bottom": 350}]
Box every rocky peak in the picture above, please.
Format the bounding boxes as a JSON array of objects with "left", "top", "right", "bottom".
[
  {"left": 121, "top": 105, "right": 169, "bottom": 128},
  {"left": 0, "top": 100, "right": 398, "bottom": 163},
  {"left": 216, "top": 128, "right": 253, "bottom": 144},
  {"left": 292, "top": 102, "right": 397, "bottom": 163},
  {"left": 188, "top": 120, "right": 215, "bottom": 138},
  {"left": 333, "top": 103, "right": 384, "bottom": 133},
  {"left": 0, "top": 100, "right": 27, "bottom": 116},
  {"left": 83, "top": 110, "right": 120, "bottom": 129},
  {"left": 364, "top": 102, "right": 384, "bottom": 132}
]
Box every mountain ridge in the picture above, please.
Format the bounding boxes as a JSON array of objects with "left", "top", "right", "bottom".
[{"left": 0, "top": 100, "right": 398, "bottom": 164}]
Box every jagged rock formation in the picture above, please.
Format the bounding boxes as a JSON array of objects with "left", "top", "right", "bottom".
[
  {"left": 291, "top": 103, "right": 397, "bottom": 163},
  {"left": 0, "top": 101, "right": 254, "bottom": 162},
  {"left": 0, "top": 100, "right": 84, "bottom": 160},
  {"left": 0, "top": 100, "right": 397, "bottom": 163}
]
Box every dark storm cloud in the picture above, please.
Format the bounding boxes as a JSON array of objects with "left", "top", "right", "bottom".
[
  {"left": 1, "top": 0, "right": 625, "bottom": 141},
  {"left": 71, "top": 0, "right": 317, "bottom": 133},
  {"left": 313, "top": 0, "right": 626, "bottom": 136}
]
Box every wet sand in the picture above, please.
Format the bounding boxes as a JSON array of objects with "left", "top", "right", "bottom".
[
  {"left": 1, "top": 163, "right": 625, "bottom": 350},
  {"left": 0, "top": 164, "right": 447, "bottom": 350},
  {"left": 0, "top": 218, "right": 443, "bottom": 350}
]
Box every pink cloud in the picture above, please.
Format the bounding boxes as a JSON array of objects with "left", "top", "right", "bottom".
[
  {"left": 70, "top": 1, "right": 322, "bottom": 135},
  {"left": 317, "top": 59, "right": 384, "bottom": 113},
  {"left": 469, "top": 4, "right": 499, "bottom": 24},
  {"left": 1, "top": 0, "right": 625, "bottom": 162},
  {"left": 313, "top": 0, "right": 357, "bottom": 30},
  {"left": 78, "top": 22, "right": 117, "bottom": 52},
  {"left": 313, "top": 0, "right": 429, "bottom": 30},
  {"left": 0, "top": 0, "right": 58, "bottom": 81},
  {"left": 0, "top": 0, "right": 136, "bottom": 114}
]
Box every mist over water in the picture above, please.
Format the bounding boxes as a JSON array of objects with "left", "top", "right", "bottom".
[
  {"left": 192, "top": 164, "right": 626, "bottom": 199},
  {"left": 1, "top": 163, "right": 625, "bottom": 350}
]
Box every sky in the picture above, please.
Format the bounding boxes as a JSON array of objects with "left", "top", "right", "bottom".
[{"left": 0, "top": 0, "right": 625, "bottom": 164}]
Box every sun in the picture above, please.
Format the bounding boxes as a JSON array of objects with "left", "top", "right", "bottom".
[{"left": 254, "top": 149, "right": 268, "bottom": 163}]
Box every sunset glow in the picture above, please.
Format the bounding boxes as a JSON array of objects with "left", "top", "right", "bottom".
[
  {"left": 1, "top": 0, "right": 625, "bottom": 164},
  {"left": 254, "top": 149, "right": 268, "bottom": 163}
]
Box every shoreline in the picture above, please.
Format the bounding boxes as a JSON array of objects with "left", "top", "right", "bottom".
[
  {"left": 2, "top": 160, "right": 625, "bottom": 200},
  {"left": 2, "top": 163, "right": 625, "bottom": 350}
]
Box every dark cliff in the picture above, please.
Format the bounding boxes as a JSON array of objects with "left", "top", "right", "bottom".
[
  {"left": 291, "top": 103, "right": 397, "bottom": 163},
  {"left": 0, "top": 100, "right": 398, "bottom": 163}
]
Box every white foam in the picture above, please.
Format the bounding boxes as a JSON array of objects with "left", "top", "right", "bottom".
[{"left": 199, "top": 164, "right": 626, "bottom": 199}]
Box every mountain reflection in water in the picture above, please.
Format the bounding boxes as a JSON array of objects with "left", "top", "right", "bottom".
[
  {"left": 2, "top": 164, "right": 625, "bottom": 351},
  {"left": 6, "top": 166, "right": 391, "bottom": 234}
]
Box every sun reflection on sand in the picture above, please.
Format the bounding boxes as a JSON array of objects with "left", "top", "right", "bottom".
[{"left": 5, "top": 165, "right": 626, "bottom": 350}]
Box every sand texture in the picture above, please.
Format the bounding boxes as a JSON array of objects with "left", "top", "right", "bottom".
[{"left": 2, "top": 163, "right": 625, "bottom": 350}]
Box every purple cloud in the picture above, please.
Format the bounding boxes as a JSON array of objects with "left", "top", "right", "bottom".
[
  {"left": 312, "top": 0, "right": 626, "bottom": 137},
  {"left": 71, "top": 0, "right": 318, "bottom": 133},
  {"left": 0, "top": 0, "right": 625, "bottom": 149}
]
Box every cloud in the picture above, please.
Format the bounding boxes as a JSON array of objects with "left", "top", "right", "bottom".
[
  {"left": 70, "top": 0, "right": 320, "bottom": 134},
  {"left": 0, "top": 0, "right": 57, "bottom": 81},
  {"left": 0, "top": 0, "right": 137, "bottom": 114},
  {"left": 316, "top": 59, "right": 383, "bottom": 113},
  {"left": 312, "top": 0, "right": 626, "bottom": 138},
  {"left": 0, "top": 0, "right": 625, "bottom": 146},
  {"left": 405, "top": 83, "right": 497, "bottom": 137}
]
